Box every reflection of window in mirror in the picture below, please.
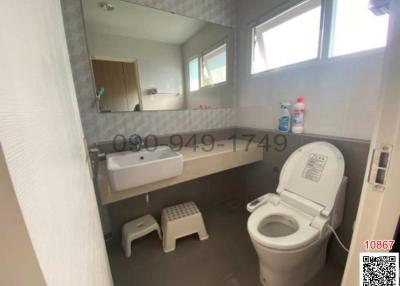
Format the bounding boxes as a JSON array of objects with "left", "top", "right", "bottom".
[
  {"left": 189, "top": 58, "right": 200, "bottom": 92},
  {"left": 201, "top": 43, "right": 227, "bottom": 87},
  {"left": 91, "top": 59, "right": 142, "bottom": 112}
]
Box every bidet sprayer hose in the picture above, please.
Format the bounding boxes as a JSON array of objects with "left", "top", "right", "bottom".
[{"left": 327, "top": 224, "right": 349, "bottom": 253}]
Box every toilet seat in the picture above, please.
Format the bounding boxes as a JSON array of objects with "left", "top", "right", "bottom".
[{"left": 247, "top": 202, "right": 319, "bottom": 250}]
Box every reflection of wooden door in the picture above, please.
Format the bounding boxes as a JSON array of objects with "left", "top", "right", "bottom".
[
  {"left": 92, "top": 59, "right": 140, "bottom": 112},
  {"left": 122, "top": 62, "right": 140, "bottom": 111}
]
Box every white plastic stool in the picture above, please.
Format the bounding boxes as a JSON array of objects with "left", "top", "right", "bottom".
[
  {"left": 122, "top": 214, "right": 161, "bottom": 257},
  {"left": 161, "top": 201, "right": 209, "bottom": 253}
]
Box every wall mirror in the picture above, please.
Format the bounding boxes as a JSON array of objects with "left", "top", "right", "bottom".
[{"left": 82, "top": 0, "right": 234, "bottom": 112}]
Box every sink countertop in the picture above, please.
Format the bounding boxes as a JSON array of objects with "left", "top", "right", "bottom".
[{"left": 98, "top": 139, "right": 263, "bottom": 204}]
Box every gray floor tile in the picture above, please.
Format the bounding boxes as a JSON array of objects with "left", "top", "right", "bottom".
[{"left": 107, "top": 201, "right": 343, "bottom": 286}]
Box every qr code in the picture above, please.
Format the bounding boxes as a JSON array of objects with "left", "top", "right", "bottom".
[{"left": 360, "top": 253, "right": 399, "bottom": 286}]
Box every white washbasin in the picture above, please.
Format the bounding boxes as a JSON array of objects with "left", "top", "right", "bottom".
[{"left": 106, "top": 146, "right": 183, "bottom": 191}]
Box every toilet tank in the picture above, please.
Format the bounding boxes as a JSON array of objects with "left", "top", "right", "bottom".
[{"left": 330, "top": 176, "right": 348, "bottom": 229}]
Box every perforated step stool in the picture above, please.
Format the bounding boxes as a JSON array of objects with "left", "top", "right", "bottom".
[
  {"left": 122, "top": 214, "right": 161, "bottom": 257},
  {"left": 161, "top": 201, "right": 209, "bottom": 253}
]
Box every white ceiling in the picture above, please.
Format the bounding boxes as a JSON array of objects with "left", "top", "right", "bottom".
[{"left": 83, "top": 0, "right": 209, "bottom": 44}]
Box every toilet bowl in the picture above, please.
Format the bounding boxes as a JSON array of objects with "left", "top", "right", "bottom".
[{"left": 247, "top": 141, "right": 347, "bottom": 286}]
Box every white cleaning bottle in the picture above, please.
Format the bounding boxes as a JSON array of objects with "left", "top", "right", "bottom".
[
  {"left": 292, "top": 96, "right": 305, "bottom": 134},
  {"left": 278, "top": 102, "right": 291, "bottom": 133}
]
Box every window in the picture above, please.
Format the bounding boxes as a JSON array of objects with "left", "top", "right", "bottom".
[
  {"left": 252, "top": 0, "right": 321, "bottom": 74},
  {"left": 201, "top": 43, "right": 227, "bottom": 87},
  {"left": 330, "top": 0, "right": 389, "bottom": 57},
  {"left": 250, "top": 0, "right": 390, "bottom": 74},
  {"left": 188, "top": 43, "right": 227, "bottom": 92},
  {"left": 189, "top": 58, "right": 199, "bottom": 91}
]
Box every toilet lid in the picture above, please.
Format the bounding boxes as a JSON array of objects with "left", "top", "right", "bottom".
[{"left": 278, "top": 141, "right": 344, "bottom": 215}]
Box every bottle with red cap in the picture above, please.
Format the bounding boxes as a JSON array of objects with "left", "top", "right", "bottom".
[{"left": 292, "top": 97, "right": 305, "bottom": 134}]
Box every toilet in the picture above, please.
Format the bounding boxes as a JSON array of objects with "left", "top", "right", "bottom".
[{"left": 247, "top": 141, "right": 347, "bottom": 286}]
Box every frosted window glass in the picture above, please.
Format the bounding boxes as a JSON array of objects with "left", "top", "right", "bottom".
[
  {"left": 252, "top": 0, "right": 321, "bottom": 73},
  {"left": 330, "top": 0, "right": 389, "bottom": 57},
  {"left": 189, "top": 58, "right": 199, "bottom": 92},
  {"left": 202, "top": 44, "right": 226, "bottom": 86}
]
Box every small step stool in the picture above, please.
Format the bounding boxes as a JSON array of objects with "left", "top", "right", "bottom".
[
  {"left": 122, "top": 214, "right": 161, "bottom": 257},
  {"left": 161, "top": 201, "right": 209, "bottom": 253}
]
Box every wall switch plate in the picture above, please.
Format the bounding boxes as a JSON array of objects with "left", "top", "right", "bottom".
[{"left": 368, "top": 144, "right": 392, "bottom": 191}]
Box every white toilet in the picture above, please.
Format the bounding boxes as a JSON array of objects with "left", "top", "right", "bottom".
[{"left": 247, "top": 141, "right": 347, "bottom": 286}]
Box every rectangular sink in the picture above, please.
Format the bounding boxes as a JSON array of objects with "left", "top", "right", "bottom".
[{"left": 106, "top": 146, "right": 183, "bottom": 191}]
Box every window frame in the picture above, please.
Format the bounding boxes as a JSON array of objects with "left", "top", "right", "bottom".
[
  {"left": 251, "top": 0, "right": 323, "bottom": 74},
  {"left": 328, "top": 0, "right": 389, "bottom": 58},
  {"left": 250, "top": 0, "right": 388, "bottom": 77},
  {"left": 187, "top": 40, "right": 228, "bottom": 93},
  {"left": 201, "top": 42, "right": 227, "bottom": 88}
]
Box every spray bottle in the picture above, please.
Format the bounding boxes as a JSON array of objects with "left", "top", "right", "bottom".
[
  {"left": 292, "top": 97, "right": 305, "bottom": 134},
  {"left": 278, "top": 102, "right": 291, "bottom": 133}
]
